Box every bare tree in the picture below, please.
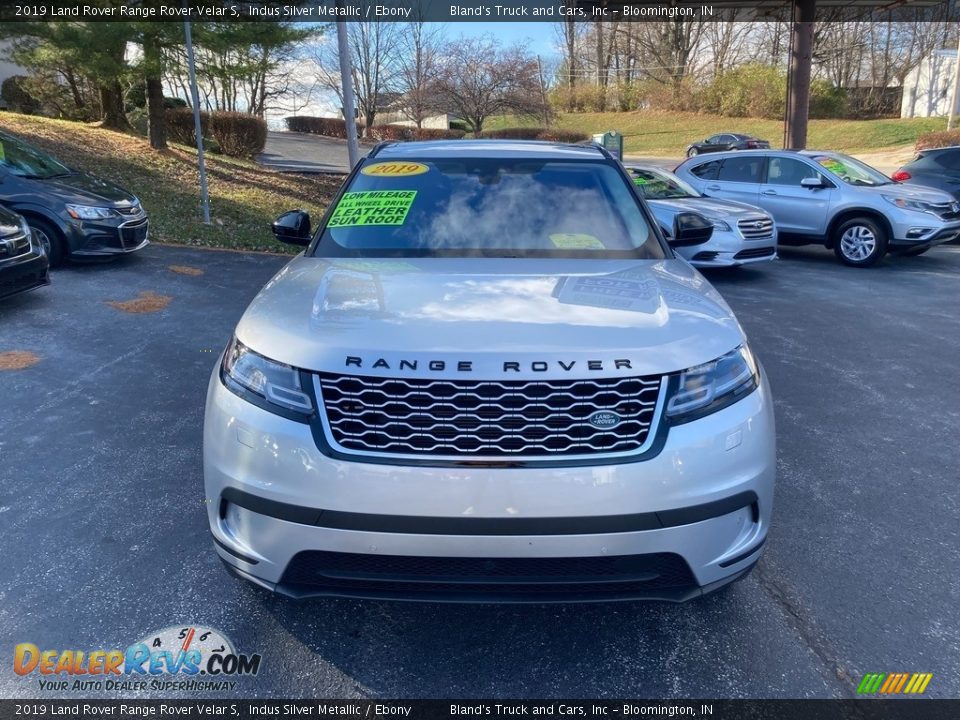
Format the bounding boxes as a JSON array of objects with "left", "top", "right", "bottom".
[
  {"left": 554, "top": 18, "right": 585, "bottom": 110},
  {"left": 397, "top": 20, "right": 444, "bottom": 128},
  {"left": 433, "top": 36, "right": 548, "bottom": 135},
  {"left": 313, "top": 22, "right": 399, "bottom": 135}
]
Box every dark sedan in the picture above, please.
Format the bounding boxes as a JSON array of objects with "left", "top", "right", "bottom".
[
  {"left": 0, "top": 205, "right": 49, "bottom": 300},
  {"left": 0, "top": 130, "right": 148, "bottom": 267},
  {"left": 892, "top": 146, "right": 960, "bottom": 202},
  {"left": 686, "top": 133, "right": 770, "bottom": 158}
]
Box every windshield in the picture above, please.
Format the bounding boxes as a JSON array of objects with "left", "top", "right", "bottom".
[
  {"left": 812, "top": 154, "right": 890, "bottom": 187},
  {"left": 315, "top": 158, "right": 664, "bottom": 259},
  {"left": 0, "top": 133, "right": 71, "bottom": 179},
  {"left": 629, "top": 168, "right": 699, "bottom": 199}
]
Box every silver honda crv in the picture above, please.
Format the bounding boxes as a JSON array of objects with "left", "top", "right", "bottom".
[
  {"left": 675, "top": 149, "right": 960, "bottom": 266},
  {"left": 204, "top": 140, "right": 776, "bottom": 603}
]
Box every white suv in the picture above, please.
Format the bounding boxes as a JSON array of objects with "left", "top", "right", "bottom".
[{"left": 204, "top": 141, "right": 776, "bottom": 602}]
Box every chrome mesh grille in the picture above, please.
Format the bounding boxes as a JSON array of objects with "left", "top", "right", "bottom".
[
  {"left": 318, "top": 373, "right": 662, "bottom": 459},
  {"left": 738, "top": 217, "right": 774, "bottom": 240}
]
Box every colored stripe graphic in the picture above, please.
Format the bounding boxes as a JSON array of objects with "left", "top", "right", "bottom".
[{"left": 857, "top": 673, "right": 932, "bottom": 695}]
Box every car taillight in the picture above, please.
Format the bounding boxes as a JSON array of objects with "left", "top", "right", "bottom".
[
  {"left": 746, "top": 141, "right": 757, "bottom": 148},
  {"left": 891, "top": 169, "right": 911, "bottom": 182}
]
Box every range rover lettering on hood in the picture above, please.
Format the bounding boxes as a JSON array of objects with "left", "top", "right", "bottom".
[{"left": 345, "top": 356, "right": 635, "bottom": 373}]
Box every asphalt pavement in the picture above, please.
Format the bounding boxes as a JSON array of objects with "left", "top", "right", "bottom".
[
  {"left": 1, "top": 243, "right": 958, "bottom": 699},
  {"left": 257, "top": 131, "right": 353, "bottom": 174}
]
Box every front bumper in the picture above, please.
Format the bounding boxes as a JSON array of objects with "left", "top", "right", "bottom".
[
  {"left": 889, "top": 219, "right": 960, "bottom": 247},
  {"left": 0, "top": 249, "right": 50, "bottom": 299},
  {"left": 203, "top": 367, "right": 776, "bottom": 603},
  {"left": 679, "top": 227, "right": 778, "bottom": 268},
  {"left": 64, "top": 213, "right": 150, "bottom": 258}
]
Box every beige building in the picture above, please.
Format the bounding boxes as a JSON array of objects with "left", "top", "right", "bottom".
[{"left": 901, "top": 49, "right": 959, "bottom": 118}]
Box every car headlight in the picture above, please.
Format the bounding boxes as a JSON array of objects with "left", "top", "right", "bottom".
[
  {"left": 65, "top": 204, "right": 116, "bottom": 220},
  {"left": 703, "top": 217, "right": 731, "bottom": 231},
  {"left": 882, "top": 195, "right": 935, "bottom": 215},
  {"left": 666, "top": 345, "right": 759, "bottom": 424},
  {"left": 221, "top": 337, "right": 313, "bottom": 416}
]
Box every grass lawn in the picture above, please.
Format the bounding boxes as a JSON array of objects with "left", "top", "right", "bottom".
[
  {"left": 0, "top": 113, "right": 342, "bottom": 253},
  {"left": 487, "top": 111, "right": 948, "bottom": 156}
]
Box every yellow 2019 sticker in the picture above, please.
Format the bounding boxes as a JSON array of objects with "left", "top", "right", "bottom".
[
  {"left": 549, "top": 233, "right": 605, "bottom": 250},
  {"left": 361, "top": 162, "right": 429, "bottom": 177},
  {"left": 327, "top": 190, "right": 417, "bottom": 228}
]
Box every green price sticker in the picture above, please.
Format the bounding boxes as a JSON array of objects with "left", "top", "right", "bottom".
[
  {"left": 328, "top": 190, "right": 417, "bottom": 228},
  {"left": 549, "top": 233, "right": 605, "bottom": 250}
]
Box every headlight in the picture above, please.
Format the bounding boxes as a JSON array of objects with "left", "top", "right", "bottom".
[
  {"left": 221, "top": 337, "right": 313, "bottom": 416},
  {"left": 65, "top": 204, "right": 116, "bottom": 220},
  {"left": 666, "top": 345, "right": 759, "bottom": 423},
  {"left": 882, "top": 195, "right": 934, "bottom": 214}
]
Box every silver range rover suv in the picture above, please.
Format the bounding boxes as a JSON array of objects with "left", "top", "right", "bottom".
[{"left": 204, "top": 141, "right": 776, "bottom": 603}]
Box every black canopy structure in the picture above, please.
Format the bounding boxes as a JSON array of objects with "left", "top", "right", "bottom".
[{"left": 576, "top": 0, "right": 957, "bottom": 149}]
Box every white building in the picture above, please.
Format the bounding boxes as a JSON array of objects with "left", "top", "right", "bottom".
[{"left": 901, "top": 49, "right": 959, "bottom": 118}]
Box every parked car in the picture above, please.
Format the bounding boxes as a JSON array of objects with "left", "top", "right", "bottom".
[
  {"left": 686, "top": 134, "right": 770, "bottom": 158},
  {"left": 625, "top": 164, "right": 777, "bottom": 267},
  {"left": 0, "top": 205, "right": 49, "bottom": 300},
  {"left": 892, "top": 146, "right": 960, "bottom": 202},
  {"left": 204, "top": 140, "right": 775, "bottom": 603},
  {"left": 675, "top": 149, "right": 960, "bottom": 267},
  {"left": 0, "top": 130, "right": 148, "bottom": 266}
]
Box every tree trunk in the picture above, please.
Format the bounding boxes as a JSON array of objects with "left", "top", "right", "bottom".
[
  {"left": 99, "top": 81, "right": 131, "bottom": 131},
  {"left": 146, "top": 76, "right": 166, "bottom": 149},
  {"left": 143, "top": 30, "right": 167, "bottom": 149}
]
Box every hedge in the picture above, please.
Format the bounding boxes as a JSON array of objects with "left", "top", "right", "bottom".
[
  {"left": 165, "top": 107, "right": 208, "bottom": 146},
  {"left": 368, "top": 124, "right": 466, "bottom": 141},
  {"left": 478, "top": 127, "right": 590, "bottom": 143},
  {"left": 915, "top": 129, "right": 960, "bottom": 151},
  {"left": 208, "top": 111, "right": 267, "bottom": 157},
  {"left": 285, "top": 115, "right": 360, "bottom": 138}
]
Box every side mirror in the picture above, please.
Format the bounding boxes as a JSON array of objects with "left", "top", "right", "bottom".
[
  {"left": 801, "top": 177, "right": 825, "bottom": 189},
  {"left": 669, "top": 212, "right": 713, "bottom": 247},
  {"left": 271, "top": 210, "right": 311, "bottom": 246}
]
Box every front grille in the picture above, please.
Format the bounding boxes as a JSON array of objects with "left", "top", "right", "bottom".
[
  {"left": 115, "top": 204, "right": 142, "bottom": 216},
  {"left": 318, "top": 372, "right": 662, "bottom": 459},
  {"left": 737, "top": 217, "right": 774, "bottom": 240},
  {"left": 280, "top": 550, "right": 698, "bottom": 600},
  {"left": 734, "top": 247, "right": 776, "bottom": 260},
  {"left": 119, "top": 218, "right": 148, "bottom": 248},
  {"left": 930, "top": 203, "right": 960, "bottom": 221},
  {"left": 0, "top": 234, "right": 31, "bottom": 261}
]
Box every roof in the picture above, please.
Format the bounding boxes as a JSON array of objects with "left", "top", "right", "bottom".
[{"left": 373, "top": 140, "right": 608, "bottom": 161}]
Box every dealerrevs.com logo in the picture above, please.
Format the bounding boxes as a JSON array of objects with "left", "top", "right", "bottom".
[{"left": 13, "top": 626, "right": 261, "bottom": 693}]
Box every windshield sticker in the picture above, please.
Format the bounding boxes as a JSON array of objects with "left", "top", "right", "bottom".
[
  {"left": 817, "top": 157, "right": 846, "bottom": 175},
  {"left": 633, "top": 177, "right": 647, "bottom": 185},
  {"left": 361, "top": 162, "right": 429, "bottom": 177},
  {"left": 549, "top": 233, "right": 605, "bottom": 250},
  {"left": 327, "top": 190, "right": 417, "bottom": 228}
]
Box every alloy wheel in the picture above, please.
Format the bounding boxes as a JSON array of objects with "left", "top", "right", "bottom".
[{"left": 839, "top": 225, "right": 876, "bottom": 262}]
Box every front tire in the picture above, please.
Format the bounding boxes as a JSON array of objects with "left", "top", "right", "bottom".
[
  {"left": 833, "top": 217, "right": 887, "bottom": 267},
  {"left": 27, "top": 217, "right": 66, "bottom": 267}
]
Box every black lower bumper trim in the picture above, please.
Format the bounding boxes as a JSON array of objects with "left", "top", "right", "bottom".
[{"left": 221, "top": 487, "right": 758, "bottom": 536}]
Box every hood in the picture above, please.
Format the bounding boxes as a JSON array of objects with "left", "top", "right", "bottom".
[
  {"left": 648, "top": 196, "right": 767, "bottom": 219},
  {"left": 857, "top": 182, "right": 957, "bottom": 205},
  {"left": 235, "top": 257, "right": 746, "bottom": 379},
  {"left": 24, "top": 171, "right": 138, "bottom": 207}
]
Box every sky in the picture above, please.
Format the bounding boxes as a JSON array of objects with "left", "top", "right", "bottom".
[{"left": 267, "top": 22, "right": 561, "bottom": 126}]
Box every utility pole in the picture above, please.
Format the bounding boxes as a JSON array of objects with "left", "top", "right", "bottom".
[
  {"left": 337, "top": 19, "right": 360, "bottom": 169},
  {"left": 948, "top": 33, "right": 960, "bottom": 131},
  {"left": 183, "top": 19, "right": 211, "bottom": 224}
]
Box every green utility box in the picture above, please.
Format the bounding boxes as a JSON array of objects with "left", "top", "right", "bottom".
[{"left": 593, "top": 131, "right": 623, "bottom": 161}]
